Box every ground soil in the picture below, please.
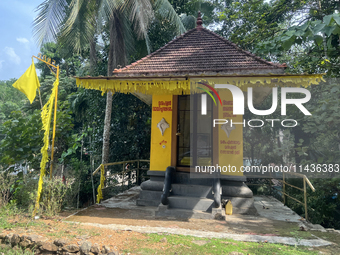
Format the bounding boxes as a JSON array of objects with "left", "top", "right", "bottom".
[
  {"left": 66, "top": 205, "right": 310, "bottom": 238},
  {"left": 2, "top": 214, "right": 162, "bottom": 252},
  {"left": 2, "top": 207, "right": 340, "bottom": 254}
]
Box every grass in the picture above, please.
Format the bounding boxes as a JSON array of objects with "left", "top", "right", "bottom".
[
  {"left": 121, "top": 233, "right": 319, "bottom": 255},
  {"left": 0, "top": 204, "right": 42, "bottom": 231},
  {"left": 0, "top": 245, "right": 35, "bottom": 255},
  {"left": 0, "top": 204, "right": 339, "bottom": 255}
]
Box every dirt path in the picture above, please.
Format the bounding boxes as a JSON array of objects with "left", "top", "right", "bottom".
[{"left": 65, "top": 205, "right": 310, "bottom": 238}]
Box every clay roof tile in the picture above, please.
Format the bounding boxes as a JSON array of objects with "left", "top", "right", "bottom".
[{"left": 113, "top": 23, "right": 283, "bottom": 76}]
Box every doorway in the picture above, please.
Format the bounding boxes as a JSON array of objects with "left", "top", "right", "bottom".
[{"left": 176, "top": 95, "right": 213, "bottom": 171}]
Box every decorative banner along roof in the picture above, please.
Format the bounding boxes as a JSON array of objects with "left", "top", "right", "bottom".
[{"left": 76, "top": 74, "right": 325, "bottom": 95}]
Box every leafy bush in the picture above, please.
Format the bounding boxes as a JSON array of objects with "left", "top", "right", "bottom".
[
  {"left": 0, "top": 201, "right": 23, "bottom": 229},
  {"left": 285, "top": 178, "right": 340, "bottom": 229},
  {"left": 65, "top": 158, "right": 97, "bottom": 208},
  {"left": 29, "top": 177, "right": 70, "bottom": 216},
  {"left": 12, "top": 176, "right": 38, "bottom": 209},
  {"left": 0, "top": 170, "right": 16, "bottom": 207}
]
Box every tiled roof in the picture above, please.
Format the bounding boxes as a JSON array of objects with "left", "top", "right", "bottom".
[{"left": 113, "top": 23, "right": 284, "bottom": 77}]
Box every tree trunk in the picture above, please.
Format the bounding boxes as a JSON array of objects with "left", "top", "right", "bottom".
[
  {"left": 102, "top": 92, "right": 113, "bottom": 165},
  {"left": 89, "top": 36, "right": 97, "bottom": 72},
  {"left": 101, "top": 13, "right": 126, "bottom": 165}
]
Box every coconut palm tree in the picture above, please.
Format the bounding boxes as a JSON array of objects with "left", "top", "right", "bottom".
[{"left": 32, "top": 0, "right": 185, "bottom": 165}]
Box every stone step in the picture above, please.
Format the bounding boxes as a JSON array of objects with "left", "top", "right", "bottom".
[
  {"left": 136, "top": 199, "right": 160, "bottom": 207},
  {"left": 222, "top": 196, "right": 257, "bottom": 215},
  {"left": 222, "top": 197, "right": 254, "bottom": 208},
  {"left": 171, "top": 184, "right": 213, "bottom": 198},
  {"left": 173, "top": 172, "right": 213, "bottom": 186},
  {"left": 221, "top": 182, "right": 253, "bottom": 198},
  {"left": 139, "top": 190, "right": 162, "bottom": 201},
  {"left": 156, "top": 208, "right": 213, "bottom": 219},
  {"left": 168, "top": 196, "right": 214, "bottom": 211}
]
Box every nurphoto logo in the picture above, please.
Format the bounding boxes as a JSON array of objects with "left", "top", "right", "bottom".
[{"left": 199, "top": 83, "right": 312, "bottom": 128}]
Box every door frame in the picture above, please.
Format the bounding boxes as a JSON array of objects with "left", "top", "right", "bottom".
[{"left": 173, "top": 94, "right": 217, "bottom": 172}]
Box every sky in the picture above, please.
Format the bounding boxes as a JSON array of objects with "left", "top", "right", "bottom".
[{"left": 0, "top": 0, "right": 43, "bottom": 81}]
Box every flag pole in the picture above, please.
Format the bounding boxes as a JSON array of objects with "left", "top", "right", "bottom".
[
  {"left": 50, "top": 64, "right": 59, "bottom": 180},
  {"left": 33, "top": 54, "right": 59, "bottom": 180}
]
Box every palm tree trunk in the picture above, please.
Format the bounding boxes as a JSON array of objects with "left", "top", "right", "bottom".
[
  {"left": 102, "top": 92, "right": 113, "bottom": 165},
  {"left": 101, "top": 14, "right": 126, "bottom": 165},
  {"left": 90, "top": 37, "right": 97, "bottom": 72},
  {"left": 101, "top": 19, "right": 115, "bottom": 165}
]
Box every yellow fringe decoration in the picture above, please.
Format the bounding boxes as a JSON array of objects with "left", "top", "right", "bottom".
[
  {"left": 96, "top": 164, "right": 106, "bottom": 203},
  {"left": 192, "top": 75, "right": 325, "bottom": 91},
  {"left": 32, "top": 78, "right": 59, "bottom": 217},
  {"left": 76, "top": 74, "right": 325, "bottom": 95},
  {"left": 76, "top": 79, "right": 191, "bottom": 95}
]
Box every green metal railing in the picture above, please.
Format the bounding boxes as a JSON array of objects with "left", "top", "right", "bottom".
[
  {"left": 93, "top": 159, "right": 150, "bottom": 202},
  {"left": 282, "top": 172, "right": 315, "bottom": 221},
  {"left": 246, "top": 172, "right": 315, "bottom": 221}
]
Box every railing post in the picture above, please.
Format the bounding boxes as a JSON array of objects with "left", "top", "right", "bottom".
[
  {"left": 283, "top": 172, "right": 286, "bottom": 205},
  {"left": 137, "top": 160, "right": 140, "bottom": 185},
  {"left": 269, "top": 171, "right": 272, "bottom": 195},
  {"left": 304, "top": 176, "right": 308, "bottom": 221},
  {"left": 122, "top": 162, "right": 125, "bottom": 191}
]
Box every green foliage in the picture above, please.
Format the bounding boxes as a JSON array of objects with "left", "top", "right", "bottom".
[
  {"left": 217, "top": 0, "right": 288, "bottom": 50},
  {"left": 0, "top": 79, "right": 26, "bottom": 140},
  {"left": 0, "top": 99, "right": 74, "bottom": 169},
  {"left": 0, "top": 110, "right": 43, "bottom": 167},
  {"left": 0, "top": 246, "right": 35, "bottom": 255},
  {"left": 170, "top": 0, "right": 220, "bottom": 28},
  {"left": 108, "top": 93, "right": 151, "bottom": 162},
  {"left": 12, "top": 176, "right": 38, "bottom": 209},
  {"left": 285, "top": 178, "right": 340, "bottom": 229},
  {"left": 297, "top": 81, "right": 340, "bottom": 165},
  {"left": 0, "top": 171, "right": 16, "bottom": 207},
  {"left": 35, "top": 177, "right": 69, "bottom": 216},
  {"left": 306, "top": 178, "right": 340, "bottom": 228},
  {"left": 255, "top": 13, "right": 340, "bottom": 75},
  {"left": 66, "top": 158, "right": 96, "bottom": 208},
  {"left": 0, "top": 79, "right": 24, "bottom": 103},
  {"left": 0, "top": 202, "right": 23, "bottom": 229}
]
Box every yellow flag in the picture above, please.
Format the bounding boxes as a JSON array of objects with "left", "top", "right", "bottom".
[{"left": 12, "top": 59, "right": 40, "bottom": 104}]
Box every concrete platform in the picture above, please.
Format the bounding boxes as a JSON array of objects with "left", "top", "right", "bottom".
[
  {"left": 101, "top": 186, "right": 302, "bottom": 222},
  {"left": 65, "top": 186, "right": 334, "bottom": 247}
]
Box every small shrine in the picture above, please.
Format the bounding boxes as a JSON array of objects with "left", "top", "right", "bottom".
[{"left": 76, "top": 13, "right": 323, "bottom": 218}]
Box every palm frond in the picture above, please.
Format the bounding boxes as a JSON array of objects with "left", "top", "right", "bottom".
[
  {"left": 116, "top": 12, "right": 135, "bottom": 58},
  {"left": 153, "top": 0, "right": 186, "bottom": 35},
  {"left": 97, "top": 0, "right": 125, "bottom": 33},
  {"left": 180, "top": 14, "right": 196, "bottom": 30},
  {"left": 124, "top": 0, "right": 154, "bottom": 53},
  {"left": 33, "top": 0, "right": 68, "bottom": 45},
  {"left": 60, "top": 0, "right": 97, "bottom": 54}
]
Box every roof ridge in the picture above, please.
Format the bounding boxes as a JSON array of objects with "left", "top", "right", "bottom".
[
  {"left": 200, "top": 27, "right": 281, "bottom": 68},
  {"left": 114, "top": 28, "right": 198, "bottom": 73}
]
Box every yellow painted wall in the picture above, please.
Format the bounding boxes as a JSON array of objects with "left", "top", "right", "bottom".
[
  {"left": 150, "top": 95, "right": 173, "bottom": 171},
  {"left": 217, "top": 90, "right": 243, "bottom": 176}
]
